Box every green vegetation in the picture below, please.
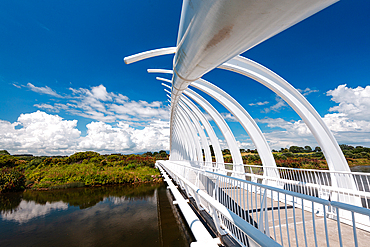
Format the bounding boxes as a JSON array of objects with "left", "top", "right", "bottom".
[
  {"left": 0, "top": 151, "right": 167, "bottom": 193},
  {"left": 222, "top": 145, "right": 370, "bottom": 169}
]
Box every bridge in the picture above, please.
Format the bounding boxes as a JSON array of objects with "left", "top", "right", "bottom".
[{"left": 125, "top": 1, "right": 370, "bottom": 246}]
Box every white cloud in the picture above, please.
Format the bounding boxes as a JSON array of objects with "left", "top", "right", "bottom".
[
  {"left": 1, "top": 200, "right": 68, "bottom": 224},
  {"left": 249, "top": 101, "right": 269, "bottom": 106},
  {"left": 78, "top": 120, "right": 169, "bottom": 153},
  {"left": 27, "top": 83, "right": 63, "bottom": 98},
  {"left": 0, "top": 111, "right": 81, "bottom": 155},
  {"left": 33, "top": 84, "right": 169, "bottom": 124},
  {"left": 252, "top": 84, "right": 370, "bottom": 149},
  {"left": 0, "top": 111, "right": 169, "bottom": 155},
  {"left": 327, "top": 84, "right": 370, "bottom": 121},
  {"left": 263, "top": 97, "right": 286, "bottom": 113},
  {"left": 298, "top": 87, "right": 319, "bottom": 96},
  {"left": 221, "top": 112, "right": 237, "bottom": 122}
]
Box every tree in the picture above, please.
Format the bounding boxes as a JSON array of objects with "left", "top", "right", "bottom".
[
  {"left": 314, "top": 146, "right": 321, "bottom": 152},
  {"left": 339, "top": 144, "right": 354, "bottom": 151},
  {"left": 289, "top": 146, "right": 304, "bottom": 153},
  {"left": 159, "top": 150, "right": 167, "bottom": 157},
  {"left": 304, "top": 146, "right": 312, "bottom": 152}
]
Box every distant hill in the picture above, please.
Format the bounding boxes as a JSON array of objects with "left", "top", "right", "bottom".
[{"left": 0, "top": 150, "right": 10, "bottom": 155}]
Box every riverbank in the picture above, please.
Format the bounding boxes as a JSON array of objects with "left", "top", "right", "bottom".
[
  {"left": 0, "top": 183, "right": 192, "bottom": 247},
  {"left": 1, "top": 151, "right": 164, "bottom": 193}
]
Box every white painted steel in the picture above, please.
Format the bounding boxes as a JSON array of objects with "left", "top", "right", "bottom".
[
  {"left": 157, "top": 161, "right": 281, "bottom": 247},
  {"left": 150, "top": 68, "right": 278, "bottom": 181},
  {"left": 177, "top": 98, "right": 212, "bottom": 163},
  {"left": 159, "top": 160, "right": 370, "bottom": 247},
  {"left": 169, "top": 0, "right": 339, "bottom": 170},
  {"left": 175, "top": 112, "right": 197, "bottom": 161},
  {"left": 219, "top": 56, "right": 358, "bottom": 195},
  {"left": 161, "top": 81, "right": 224, "bottom": 165},
  {"left": 195, "top": 160, "right": 370, "bottom": 230},
  {"left": 172, "top": 0, "right": 338, "bottom": 106},
  {"left": 123, "top": 47, "right": 176, "bottom": 64},
  {"left": 190, "top": 79, "right": 279, "bottom": 179},
  {"left": 175, "top": 101, "right": 203, "bottom": 162},
  {"left": 156, "top": 163, "right": 220, "bottom": 246},
  {"left": 158, "top": 77, "right": 243, "bottom": 176}
]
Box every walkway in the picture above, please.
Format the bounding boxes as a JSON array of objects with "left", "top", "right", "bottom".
[{"left": 157, "top": 160, "right": 370, "bottom": 247}]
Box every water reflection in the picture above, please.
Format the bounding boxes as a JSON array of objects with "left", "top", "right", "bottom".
[
  {"left": 1, "top": 200, "right": 68, "bottom": 223},
  {"left": 351, "top": 165, "right": 370, "bottom": 173},
  {"left": 0, "top": 183, "right": 192, "bottom": 247}
]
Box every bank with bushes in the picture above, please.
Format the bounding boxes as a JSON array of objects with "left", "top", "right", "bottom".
[{"left": 0, "top": 151, "right": 163, "bottom": 193}]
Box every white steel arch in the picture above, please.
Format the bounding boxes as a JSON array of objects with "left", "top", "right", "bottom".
[
  {"left": 174, "top": 99, "right": 204, "bottom": 162},
  {"left": 149, "top": 69, "right": 279, "bottom": 180},
  {"left": 173, "top": 110, "right": 197, "bottom": 161},
  {"left": 172, "top": 116, "right": 191, "bottom": 160},
  {"left": 177, "top": 88, "right": 225, "bottom": 165},
  {"left": 177, "top": 97, "right": 212, "bottom": 164},
  {"left": 165, "top": 86, "right": 213, "bottom": 164},
  {"left": 163, "top": 82, "right": 225, "bottom": 166},
  {"left": 158, "top": 77, "right": 244, "bottom": 176},
  {"left": 219, "top": 56, "right": 356, "bottom": 192},
  {"left": 124, "top": 47, "right": 354, "bottom": 188}
]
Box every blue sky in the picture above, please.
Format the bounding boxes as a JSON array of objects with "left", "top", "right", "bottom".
[{"left": 0, "top": 0, "right": 369, "bottom": 155}]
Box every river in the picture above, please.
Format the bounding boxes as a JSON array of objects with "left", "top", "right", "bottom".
[{"left": 0, "top": 183, "right": 193, "bottom": 247}]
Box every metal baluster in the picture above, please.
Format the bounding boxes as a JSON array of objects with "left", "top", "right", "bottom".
[
  {"left": 323, "top": 205, "right": 329, "bottom": 247},
  {"left": 302, "top": 199, "right": 308, "bottom": 247},
  {"left": 312, "top": 202, "right": 318, "bottom": 247},
  {"left": 255, "top": 184, "right": 258, "bottom": 226},
  {"left": 278, "top": 193, "right": 284, "bottom": 246},
  {"left": 293, "top": 197, "right": 298, "bottom": 247},
  {"left": 285, "top": 194, "right": 291, "bottom": 247},
  {"left": 271, "top": 190, "right": 277, "bottom": 241},
  {"left": 251, "top": 184, "right": 254, "bottom": 226},
  {"left": 352, "top": 211, "right": 358, "bottom": 247},
  {"left": 336, "top": 208, "right": 343, "bottom": 247}
]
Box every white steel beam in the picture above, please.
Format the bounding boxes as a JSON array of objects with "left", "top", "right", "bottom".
[
  {"left": 219, "top": 56, "right": 358, "bottom": 199},
  {"left": 162, "top": 82, "right": 224, "bottom": 166}
]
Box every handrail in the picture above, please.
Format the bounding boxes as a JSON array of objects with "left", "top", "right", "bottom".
[
  {"left": 159, "top": 160, "right": 370, "bottom": 246},
  {"left": 158, "top": 161, "right": 282, "bottom": 247}
]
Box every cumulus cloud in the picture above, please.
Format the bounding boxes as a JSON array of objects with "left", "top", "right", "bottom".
[
  {"left": 0, "top": 111, "right": 169, "bottom": 155},
  {"left": 0, "top": 111, "right": 81, "bottom": 155},
  {"left": 27, "top": 83, "right": 63, "bottom": 98},
  {"left": 79, "top": 119, "right": 169, "bottom": 154},
  {"left": 33, "top": 84, "right": 169, "bottom": 124},
  {"left": 253, "top": 84, "right": 370, "bottom": 149},
  {"left": 327, "top": 84, "right": 370, "bottom": 121}
]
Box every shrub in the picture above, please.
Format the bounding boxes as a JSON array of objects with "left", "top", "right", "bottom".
[
  {"left": 66, "top": 151, "right": 100, "bottom": 164},
  {"left": 0, "top": 167, "right": 26, "bottom": 193},
  {"left": 0, "top": 155, "right": 19, "bottom": 168}
]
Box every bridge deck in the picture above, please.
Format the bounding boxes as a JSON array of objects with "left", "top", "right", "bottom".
[{"left": 215, "top": 184, "right": 370, "bottom": 246}]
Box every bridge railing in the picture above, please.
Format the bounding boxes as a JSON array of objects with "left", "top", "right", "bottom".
[
  {"left": 193, "top": 161, "right": 370, "bottom": 209},
  {"left": 158, "top": 160, "right": 370, "bottom": 247}
]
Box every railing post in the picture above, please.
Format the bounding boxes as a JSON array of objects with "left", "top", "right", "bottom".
[{"left": 211, "top": 206, "right": 227, "bottom": 236}]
